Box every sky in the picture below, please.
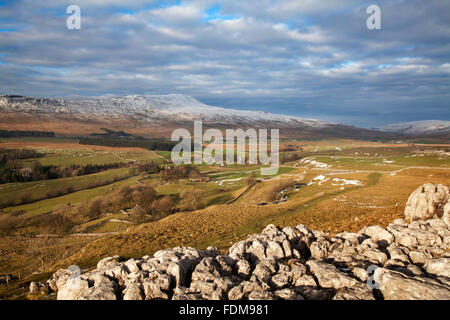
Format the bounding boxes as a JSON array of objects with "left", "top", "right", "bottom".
[{"left": 0, "top": 0, "right": 449, "bottom": 128}]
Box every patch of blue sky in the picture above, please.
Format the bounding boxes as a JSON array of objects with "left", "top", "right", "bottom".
[
  {"left": 277, "top": 18, "right": 315, "bottom": 32},
  {"left": 33, "top": 6, "right": 70, "bottom": 18},
  {"left": 329, "top": 60, "right": 356, "bottom": 69},
  {"left": 301, "top": 17, "right": 314, "bottom": 27},
  {"left": 113, "top": 0, "right": 182, "bottom": 16},
  {"left": 29, "top": 65, "right": 72, "bottom": 76},
  {"left": 376, "top": 63, "right": 393, "bottom": 69},
  {"left": 0, "top": 0, "right": 14, "bottom": 8},
  {"left": 363, "top": 62, "right": 394, "bottom": 72},
  {"left": 0, "top": 16, "right": 16, "bottom": 29},
  {"left": 335, "top": 1, "right": 370, "bottom": 14},
  {"left": 120, "top": 9, "right": 136, "bottom": 15},
  {"left": 203, "top": 4, "right": 240, "bottom": 22},
  {"left": 140, "top": 0, "right": 182, "bottom": 11}
]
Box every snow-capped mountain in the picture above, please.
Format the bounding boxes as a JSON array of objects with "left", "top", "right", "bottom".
[
  {"left": 0, "top": 94, "right": 328, "bottom": 128},
  {"left": 375, "top": 120, "right": 450, "bottom": 136},
  {"left": 0, "top": 94, "right": 405, "bottom": 140}
]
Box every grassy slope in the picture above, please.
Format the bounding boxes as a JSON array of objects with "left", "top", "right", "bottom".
[
  {"left": 1, "top": 175, "right": 138, "bottom": 218},
  {"left": 53, "top": 166, "right": 449, "bottom": 271},
  {"left": 0, "top": 168, "right": 132, "bottom": 209}
]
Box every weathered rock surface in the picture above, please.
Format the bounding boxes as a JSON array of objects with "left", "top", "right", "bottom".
[
  {"left": 404, "top": 183, "right": 449, "bottom": 221},
  {"left": 41, "top": 183, "right": 449, "bottom": 300},
  {"left": 374, "top": 268, "right": 450, "bottom": 300}
]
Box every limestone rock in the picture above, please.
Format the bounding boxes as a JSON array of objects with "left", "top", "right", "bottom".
[
  {"left": 443, "top": 202, "right": 450, "bottom": 227},
  {"left": 333, "top": 283, "right": 375, "bottom": 300},
  {"left": 228, "top": 280, "right": 270, "bottom": 300},
  {"left": 306, "top": 260, "right": 360, "bottom": 290},
  {"left": 122, "top": 284, "right": 144, "bottom": 300},
  {"left": 47, "top": 268, "right": 75, "bottom": 291},
  {"left": 97, "top": 255, "right": 120, "bottom": 269},
  {"left": 29, "top": 282, "right": 40, "bottom": 294},
  {"left": 274, "top": 288, "right": 303, "bottom": 300},
  {"left": 172, "top": 286, "right": 203, "bottom": 300},
  {"left": 424, "top": 258, "right": 450, "bottom": 278},
  {"left": 248, "top": 290, "right": 275, "bottom": 300},
  {"left": 404, "top": 184, "right": 449, "bottom": 221},
  {"left": 375, "top": 268, "right": 450, "bottom": 300},
  {"left": 360, "top": 225, "right": 394, "bottom": 245},
  {"left": 29, "top": 281, "right": 49, "bottom": 295}
]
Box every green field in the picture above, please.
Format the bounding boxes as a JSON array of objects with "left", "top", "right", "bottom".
[
  {"left": 1, "top": 174, "right": 138, "bottom": 218},
  {"left": 21, "top": 149, "right": 164, "bottom": 166},
  {"left": 0, "top": 167, "right": 133, "bottom": 208}
]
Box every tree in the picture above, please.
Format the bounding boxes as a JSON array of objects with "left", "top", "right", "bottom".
[
  {"left": 87, "top": 197, "right": 104, "bottom": 218},
  {"left": 19, "top": 191, "right": 33, "bottom": 204},
  {"left": 38, "top": 214, "right": 74, "bottom": 235},
  {"left": 152, "top": 196, "right": 175, "bottom": 219},
  {"left": 118, "top": 185, "right": 134, "bottom": 207},
  {"left": 128, "top": 205, "right": 149, "bottom": 223},
  {"left": 160, "top": 165, "right": 200, "bottom": 181},
  {"left": 132, "top": 185, "right": 157, "bottom": 211},
  {"left": 263, "top": 179, "right": 295, "bottom": 202},
  {"left": 246, "top": 172, "right": 257, "bottom": 187},
  {"left": 0, "top": 214, "right": 27, "bottom": 236},
  {"left": 179, "top": 189, "right": 204, "bottom": 211}
]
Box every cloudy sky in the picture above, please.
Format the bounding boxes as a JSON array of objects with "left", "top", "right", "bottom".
[{"left": 0, "top": 0, "right": 449, "bottom": 127}]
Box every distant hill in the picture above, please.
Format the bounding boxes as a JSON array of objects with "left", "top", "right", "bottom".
[
  {"left": 0, "top": 94, "right": 400, "bottom": 140},
  {"left": 375, "top": 120, "right": 450, "bottom": 137}
]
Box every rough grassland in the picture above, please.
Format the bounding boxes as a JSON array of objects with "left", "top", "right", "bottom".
[
  {"left": 52, "top": 166, "right": 449, "bottom": 272},
  {"left": 0, "top": 168, "right": 132, "bottom": 209}
]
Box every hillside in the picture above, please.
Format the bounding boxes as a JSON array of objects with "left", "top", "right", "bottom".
[
  {"left": 30, "top": 183, "right": 450, "bottom": 300},
  {"left": 375, "top": 120, "right": 450, "bottom": 137},
  {"left": 0, "top": 94, "right": 396, "bottom": 140}
]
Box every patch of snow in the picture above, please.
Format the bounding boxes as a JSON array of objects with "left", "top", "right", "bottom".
[
  {"left": 375, "top": 120, "right": 450, "bottom": 135},
  {"left": 216, "top": 177, "right": 243, "bottom": 186},
  {"left": 0, "top": 94, "right": 330, "bottom": 128},
  {"left": 300, "top": 158, "right": 330, "bottom": 168},
  {"left": 312, "top": 175, "right": 329, "bottom": 185},
  {"left": 331, "top": 178, "right": 363, "bottom": 186}
]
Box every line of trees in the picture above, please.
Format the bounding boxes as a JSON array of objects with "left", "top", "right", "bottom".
[
  {"left": 0, "top": 159, "right": 131, "bottom": 184},
  {"left": 159, "top": 164, "right": 201, "bottom": 181},
  {"left": 136, "top": 162, "right": 164, "bottom": 174},
  {"left": 0, "top": 209, "right": 75, "bottom": 236},
  {"left": 2, "top": 173, "right": 129, "bottom": 209},
  {"left": 79, "top": 137, "right": 177, "bottom": 151},
  {"left": 0, "top": 181, "right": 208, "bottom": 236},
  {"left": 55, "top": 183, "right": 178, "bottom": 226},
  {"left": 280, "top": 152, "right": 303, "bottom": 164},
  {"left": 0, "top": 148, "right": 45, "bottom": 161},
  {"left": 0, "top": 130, "right": 55, "bottom": 138}
]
